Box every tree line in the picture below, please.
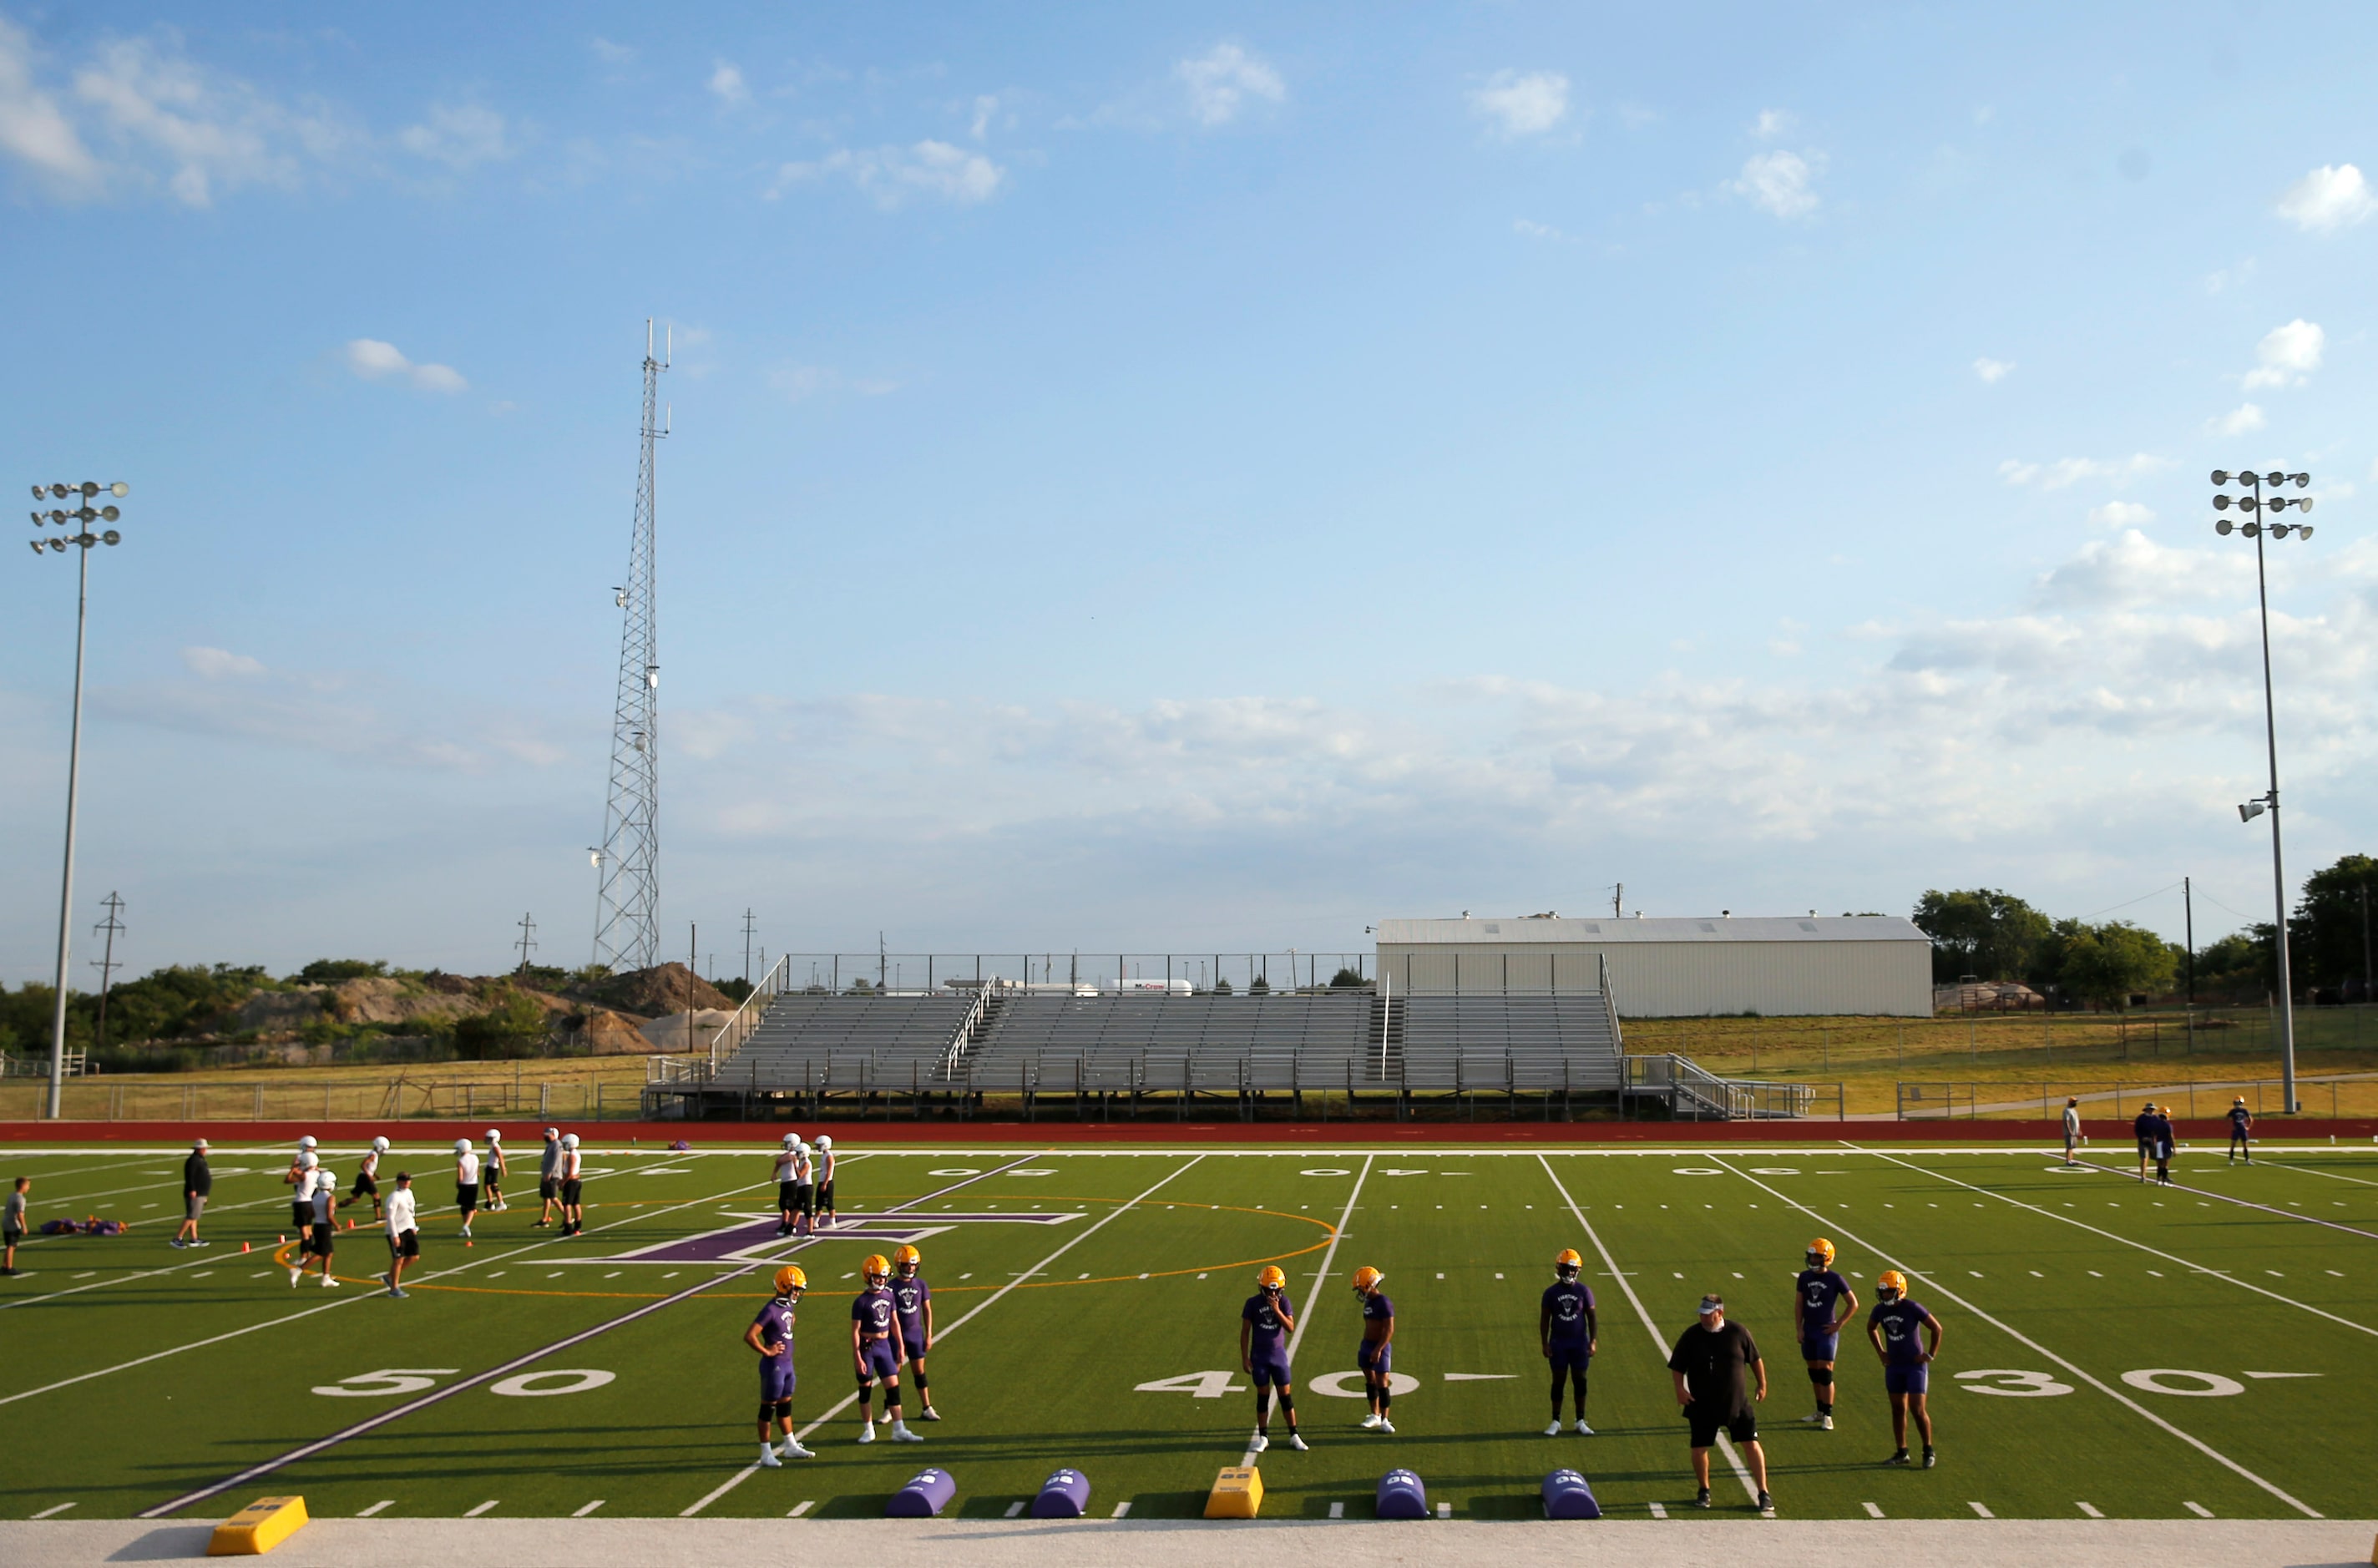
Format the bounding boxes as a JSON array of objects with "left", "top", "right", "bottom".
[{"left": 1915, "top": 852, "right": 2378, "bottom": 1008}]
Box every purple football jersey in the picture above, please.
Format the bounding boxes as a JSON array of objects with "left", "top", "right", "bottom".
[
  {"left": 852, "top": 1285, "right": 898, "bottom": 1342},
  {"left": 1796, "top": 1268, "right": 1850, "bottom": 1331},
  {"left": 1542, "top": 1280, "right": 1594, "bottom": 1346},
  {"left": 1869, "top": 1298, "right": 1935, "bottom": 1364},
  {"left": 1363, "top": 1292, "right": 1394, "bottom": 1328},
  {"left": 1242, "top": 1292, "right": 1295, "bottom": 1357},
  {"left": 891, "top": 1276, "right": 931, "bottom": 1349},
  {"left": 753, "top": 1297, "right": 796, "bottom": 1371}
]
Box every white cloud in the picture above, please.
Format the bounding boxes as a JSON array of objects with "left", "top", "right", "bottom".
[
  {"left": 1998, "top": 453, "right": 2165, "bottom": 489},
  {"left": 1469, "top": 70, "right": 1569, "bottom": 137},
  {"left": 969, "top": 94, "right": 997, "bottom": 140},
  {"left": 1972, "top": 357, "right": 2013, "bottom": 384},
  {"left": 343, "top": 338, "right": 468, "bottom": 395},
  {"left": 768, "top": 364, "right": 899, "bottom": 400},
  {"left": 2275, "top": 163, "right": 2376, "bottom": 233},
  {"left": 1512, "top": 217, "right": 1571, "bottom": 241},
  {"left": 70, "top": 30, "right": 353, "bottom": 206},
  {"left": 2087, "top": 501, "right": 2155, "bottom": 529},
  {"left": 0, "top": 17, "right": 104, "bottom": 195},
  {"left": 589, "top": 38, "right": 635, "bottom": 67},
  {"left": 1176, "top": 43, "right": 1284, "bottom": 127},
  {"left": 180, "top": 646, "right": 264, "bottom": 679},
  {"left": 1753, "top": 109, "right": 1794, "bottom": 139},
  {"left": 2210, "top": 402, "right": 2266, "bottom": 436},
  {"left": 1729, "top": 148, "right": 1821, "bottom": 218},
  {"left": 770, "top": 139, "right": 1004, "bottom": 208},
  {"left": 397, "top": 103, "right": 509, "bottom": 170},
  {"left": 2240, "top": 318, "right": 2323, "bottom": 390},
  {"left": 707, "top": 62, "right": 749, "bottom": 108}
]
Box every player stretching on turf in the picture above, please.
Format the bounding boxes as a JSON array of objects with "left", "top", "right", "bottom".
[
  {"left": 892, "top": 1245, "right": 940, "bottom": 1420},
  {"left": 2229, "top": 1097, "right": 2254, "bottom": 1163},
  {"left": 1867, "top": 1270, "right": 1941, "bottom": 1468},
  {"left": 537, "top": 1127, "right": 563, "bottom": 1227},
  {"left": 773, "top": 1135, "right": 802, "bottom": 1237},
  {"left": 1353, "top": 1265, "right": 1396, "bottom": 1433},
  {"left": 1541, "top": 1248, "right": 1597, "bottom": 1435},
  {"left": 815, "top": 1136, "right": 837, "bottom": 1228},
  {"left": 1241, "top": 1264, "right": 1309, "bottom": 1452},
  {"left": 746, "top": 1265, "right": 815, "bottom": 1465},
  {"left": 850, "top": 1254, "right": 923, "bottom": 1443},
  {"left": 559, "top": 1133, "right": 585, "bottom": 1236},
  {"left": 352, "top": 1136, "right": 388, "bottom": 1222},
  {"left": 1793, "top": 1238, "right": 1857, "bottom": 1430},
  {"left": 483, "top": 1130, "right": 506, "bottom": 1212}
]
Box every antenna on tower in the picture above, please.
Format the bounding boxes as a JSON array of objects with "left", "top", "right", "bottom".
[{"left": 594, "top": 318, "right": 668, "bottom": 973}]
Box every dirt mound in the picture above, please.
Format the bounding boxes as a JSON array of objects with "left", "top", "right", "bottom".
[{"left": 582, "top": 963, "right": 733, "bottom": 1018}]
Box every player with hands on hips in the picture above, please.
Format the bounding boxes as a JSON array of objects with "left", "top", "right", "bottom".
[
  {"left": 1352, "top": 1265, "right": 1396, "bottom": 1434},
  {"left": 1793, "top": 1238, "right": 1858, "bottom": 1430},
  {"left": 1868, "top": 1270, "right": 1942, "bottom": 1468},
  {"left": 746, "top": 1265, "right": 814, "bottom": 1465}
]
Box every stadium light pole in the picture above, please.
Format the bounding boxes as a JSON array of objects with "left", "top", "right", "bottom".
[
  {"left": 28, "top": 480, "right": 129, "bottom": 1120},
  {"left": 2212, "top": 467, "right": 2313, "bottom": 1113}
]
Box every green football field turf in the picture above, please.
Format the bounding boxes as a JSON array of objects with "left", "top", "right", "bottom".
[{"left": 2, "top": 1137, "right": 2373, "bottom": 1525}]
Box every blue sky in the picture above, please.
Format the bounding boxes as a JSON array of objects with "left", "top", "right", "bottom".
[{"left": 3, "top": 4, "right": 2375, "bottom": 981}]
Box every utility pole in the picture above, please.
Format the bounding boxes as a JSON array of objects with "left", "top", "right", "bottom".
[
  {"left": 741, "top": 908, "right": 756, "bottom": 984},
  {"left": 686, "top": 921, "right": 697, "bottom": 1055},
  {"left": 89, "top": 893, "right": 125, "bottom": 1055},
  {"left": 2361, "top": 883, "right": 2371, "bottom": 1003},
  {"left": 2183, "top": 877, "right": 2194, "bottom": 1007},
  {"left": 514, "top": 912, "right": 539, "bottom": 975},
  {"left": 1611, "top": 883, "right": 1623, "bottom": 918},
  {"left": 594, "top": 320, "right": 668, "bottom": 973}
]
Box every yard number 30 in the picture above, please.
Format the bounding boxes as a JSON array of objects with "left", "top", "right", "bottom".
[{"left": 1954, "top": 1368, "right": 2073, "bottom": 1397}]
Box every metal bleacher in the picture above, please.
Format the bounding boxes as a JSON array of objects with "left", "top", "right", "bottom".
[
  {"left": 701, "top": 992, "right": 976, "bottom": 1101},
  {"left": 1397, "top": 994, "right": 1624, "bottom": 1095}
]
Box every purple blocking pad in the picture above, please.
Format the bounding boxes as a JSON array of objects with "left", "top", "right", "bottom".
[
  {"left": 1031, "top": 1468, "right": 1091, "bottom": 1518},
  {"left": 1542, "top": 1469, "right": 1602, "bottom": 1520},
  {"left": 888, "top": 1468, "right": 958, "bottom": 1518},
  {"left": 1375, "top": 1468, "right": 1429, "bottom": 1520}
]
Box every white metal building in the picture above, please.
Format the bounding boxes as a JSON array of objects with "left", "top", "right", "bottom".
[{"left": 1373, "top": 915, "right": 1933, "bottom": 1018}]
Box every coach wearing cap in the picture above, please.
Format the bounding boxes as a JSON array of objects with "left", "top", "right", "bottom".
[{"left": 1667, "top": 1293, "right": 1773, "bottom": 1515}]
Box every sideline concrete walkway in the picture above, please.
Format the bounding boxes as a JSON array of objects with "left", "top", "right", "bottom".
[{"left": 5, "top": 1517, "right": 2372, "bottom": 1566}]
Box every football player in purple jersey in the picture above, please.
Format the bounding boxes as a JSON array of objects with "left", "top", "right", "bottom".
[
  {"left": 890, "top": 1244, "right": 939, "bottom": 1420},
  {"left": 1240, "top": 1265, "right": 1309, "bottom": 1453},
  {"left": 1540, "top": 1248, "right": 1598, "bottom": 1434},
  {"left": 1792, "top": 1238, "right": 1857, "bottom": 1430},
  {"left": 1866, "top": 1271, "right": 1942, "bottom": 1469},
  {"left": 744, "top": 1265, "right": 814, "bottom": 1465},
  {"left": 850, "top": 1253, "right": 923, "bottom": 1444},
  {"left": 1353, "top": 1265, "right": 1396, "bottom": 1434}
]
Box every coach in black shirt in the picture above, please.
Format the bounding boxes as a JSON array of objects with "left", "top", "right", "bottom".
[
  {"left": 174, "top": 1138, "right": 212, "bottom": 1249},
  {"left": 1667, "top": 1293, "right": 1773, "bottom": 1514}
]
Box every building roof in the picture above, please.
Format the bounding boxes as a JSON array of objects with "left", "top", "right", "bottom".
[{"left": 1375, "top": 915, "right": 1929, "bottom": 945}]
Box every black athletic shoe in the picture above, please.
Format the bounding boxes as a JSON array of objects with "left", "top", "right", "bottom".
[
  {"left": 1755, "top": 1490, "right": 1775, "bottom": 1516},
  {"left": 1693, "top": 1488, "right": 1712, "bottom": 1510},
  {"left": 1922, "top": 1447, "right": 1936, "bottom": 1469},
  {"left": 1885, "top": 1449, "right": 1911, "bottom": 1466}
]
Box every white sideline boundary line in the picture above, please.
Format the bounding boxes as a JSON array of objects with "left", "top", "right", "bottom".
[
  {"left": 3, "top": 1162, "right": 782, "bottom": 1410},
  {"left": 1853, "top": 1146, "right": 2378, "bottom": 1340},
  {"left": 2257, "top": 1157, "right": 2378, "bottom": 1190},
  {"left": 681, "top": 1154, "right": 1208, "bottom": 1518},
  {"left": 1714, "top": 1156, "right": 2323, "bottom": 1519},
  {"left": 1538, "top": 1153, "right": 1759, "bottom": 1505},
  {"left": 1239, "top": 1155, "right": 1372, "bottom": 1466}
]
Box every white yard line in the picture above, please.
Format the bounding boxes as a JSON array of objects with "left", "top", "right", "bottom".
[
  {"left": 1539, "top": 1153, "right": 1758, "bottom": 1505},
  {"left": 681, "top": 1153, "right": 1208, "bottom": 1519},
  {"left": 1852, "top": 1146, "right": 2378, "bottom": 1340},
  {"left": 1716, "top": 1156, "right": 2323, "bottom": 1519},
  {"left": 2255, "top": 1157, "right": 2378, "bottom": 1189},
  {"left": 1237, "top": 1155, "right": 1373, "bottom": 1467}
]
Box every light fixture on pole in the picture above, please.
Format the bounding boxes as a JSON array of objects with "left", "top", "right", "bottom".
[
  {"left": 2209, "top": 467, "right": 2313, "bottom": 1112},
  {"left": 27, "top": 480, "right": 129, "bottom": 1120}
]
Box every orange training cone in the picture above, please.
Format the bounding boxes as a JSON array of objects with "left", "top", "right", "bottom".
[{"left": 240, "top": 1241, "right": 250, "bottom": 1253}]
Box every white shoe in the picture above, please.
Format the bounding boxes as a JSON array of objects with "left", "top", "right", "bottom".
[
  {"left": 1288, "top": 1434, "right": 1309, "bottom": 1451},
  {"left": 781, "top": 1441, "right": 813, "bottom": 1460},
  {"left": 1818, "top": 1414, "right": 1834, "bottom": 1430},
  {"left": 892, "top": 1423, "right": 923, "bottom": 1443},
  {"left": 1250, "top": 1433, "right": 1269, "bottom": 1454},
  {"left": 760, "top": 1447, "right": 782, "bottom": 1468},
  {"left": 287, "top": 1267, "right": 301, "bottom": 1287},
  {"left": 321, "top": 1275, "right": 340, "bottom": 1288},
  {"left": 857, "top": 1423, "right": 876, "bottom": 1444},
  {"left": 1545, "top": 1421, "right": 1563, "bottom": 1436},
  {"left": 1359, "top": 1414, "right": 1383, "bottom": 1430},
  {"left": 1576, "top": 1419, "right": 1595, "bottom": 1435},
  {"left": 1377, "top": 1419, "right": 1395, "bottom": 1434}
]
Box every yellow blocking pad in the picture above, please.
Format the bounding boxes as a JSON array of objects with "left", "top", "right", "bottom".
[
  {"left": 1204, "top": 1466, "right": 1262, "bottom": 1519},
  {"left": 209, "top": 1496, "right": 308, "bottom": 1555}
]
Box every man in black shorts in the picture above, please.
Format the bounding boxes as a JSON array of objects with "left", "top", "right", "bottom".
[
  {"left": 2227, "top": 1098, "right": 2254, "bottom": 1164},
  {"left": 1667, "top": 1292, "right": 1773, "bottom": 1515},
  {"left": 537, "top": 1127, "right": 563, "bottom": 1227},
  {"left": 2133, "top": 1101, "right": 2160, "bottom": 1182}
]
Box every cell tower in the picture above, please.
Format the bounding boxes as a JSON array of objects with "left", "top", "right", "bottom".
[{"left": 594, "top": 319, "right": 667, "bottom": 972}]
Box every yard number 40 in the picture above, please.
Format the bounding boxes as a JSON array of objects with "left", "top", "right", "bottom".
[{"left": 1134, "top": 1372, "right": 1247, "bottom": 1399}]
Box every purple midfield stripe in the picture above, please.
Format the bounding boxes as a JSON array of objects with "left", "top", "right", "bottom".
[{"left": 135, "top": 1151, "right": 1050, "bottom": 1519}]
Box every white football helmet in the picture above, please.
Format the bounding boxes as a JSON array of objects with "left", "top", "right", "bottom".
[
  {"left": 782, "top": 1133, "right": 797, "bottom": 1148},
  {"left": 486, "top": 1129, "right": 501, "bottom": 1142},
  {"left": 454, "top": 1138, "right": 472, "bottom": 1155},
  {"left": 371, "top": 1136, "right": 390, "bottom": 1153},
  {"left": 816, "top": 1136, "right": 832, "bottom": 1151},
  {"left": 562, "top": 1133, "right": 579, "bottom": 1149},
  {"left": 298, "top": 1135, "right": 317, "bottom": 1150}
]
